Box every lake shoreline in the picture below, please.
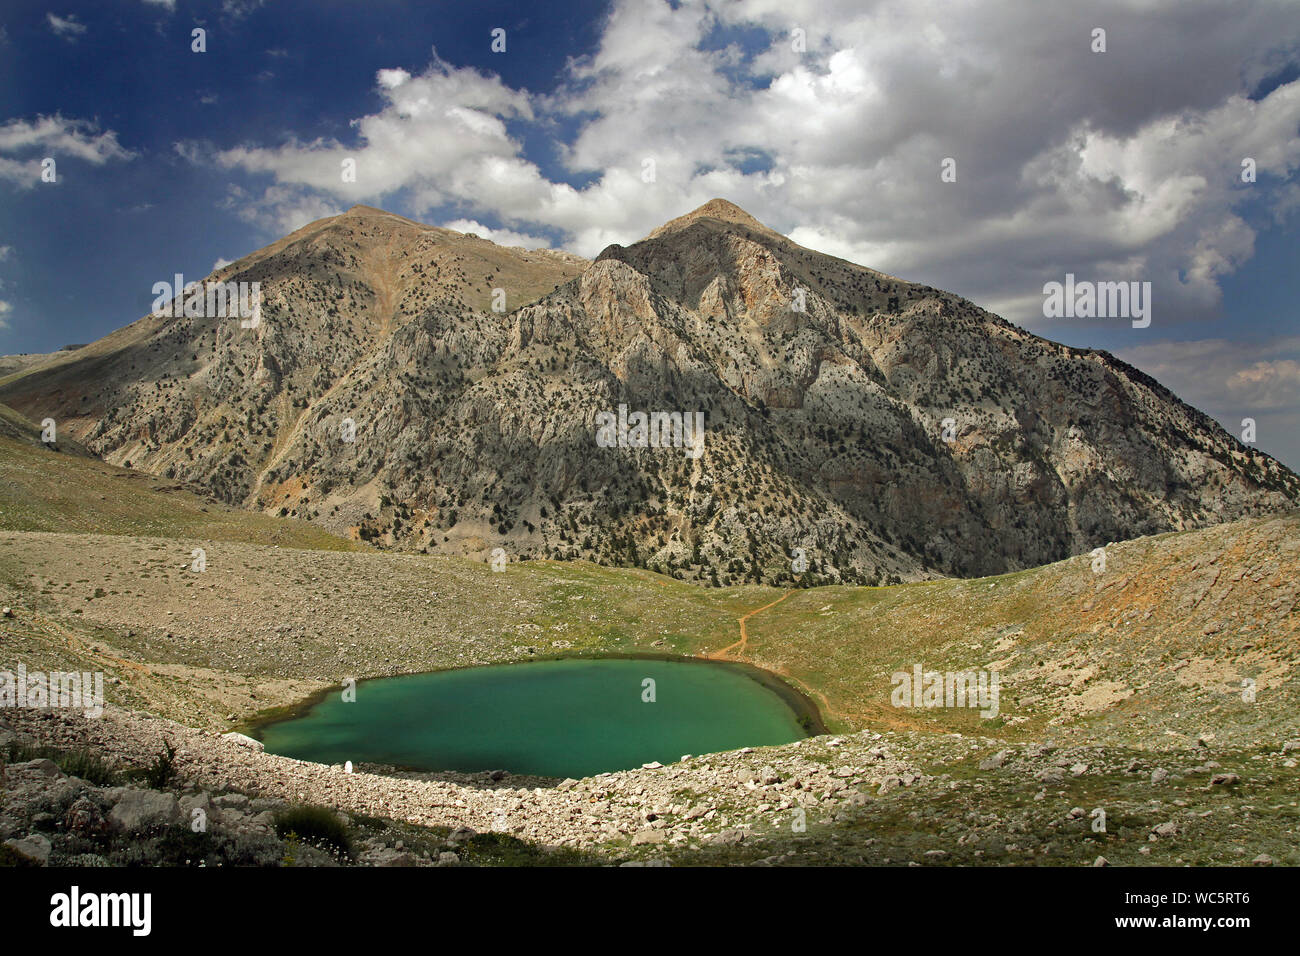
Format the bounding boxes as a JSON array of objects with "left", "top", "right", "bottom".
[{"left": 246, "top": 651, "right": 830, "bottom": 763}]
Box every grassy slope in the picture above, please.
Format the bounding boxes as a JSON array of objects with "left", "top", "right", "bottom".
[
  {"left": 0, "top": 436, "right": 364, "bottom": 551},
  {"left": 740, "top": 513, "right": 1299, "bottom": 745},
  {"left": 0, "top": 402, "right": 94, "bottom": 456}
]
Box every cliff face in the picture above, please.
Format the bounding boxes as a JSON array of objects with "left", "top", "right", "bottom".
[{"left": 2, "top": 200, "right": 1295, "bottom": 585}]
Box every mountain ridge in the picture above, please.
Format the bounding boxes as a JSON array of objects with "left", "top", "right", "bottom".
[{"left": 1, "top": 199, "right": 1294, "bottom": 585}]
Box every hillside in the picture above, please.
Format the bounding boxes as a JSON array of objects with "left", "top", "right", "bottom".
[
  {"left": 0, "top": 351, "right": 62, "bottom": 380},
  {"left": 0, "top": 434, "right": 362, "bottom": 550},
  {"left": 0, "top": 401, "right": 92, "bottom": 456}
]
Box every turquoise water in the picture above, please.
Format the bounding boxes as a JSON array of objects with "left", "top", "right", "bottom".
[{"left": 256, "top": 657, "right": 809, "bottom": 778}]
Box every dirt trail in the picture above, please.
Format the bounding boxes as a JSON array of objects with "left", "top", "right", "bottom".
[
  {"left": 49, "top": 616, "right": 148, "bottom": 675},
  {"left": 708, "top": 590, "right": 793, "bottom": 660}
]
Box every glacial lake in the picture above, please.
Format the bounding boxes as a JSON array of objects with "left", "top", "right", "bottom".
[{"left": 255, "top": 657, "right": 814, "bottom": 779}]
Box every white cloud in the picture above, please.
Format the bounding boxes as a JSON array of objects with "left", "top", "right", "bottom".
[
  {"left": 220, "top": 184, "right": 343, "bottom": 236},
  {"left": 0, "top": 115, "right": 133, "bottom": 187},
  {"left": 1117, "top": 336, "right": 1300, "bottom": 467},
  {"left": 209, "top": 53, "right": 535, "bottom": 214},
  {"left": 46, "top": 13, "right": 87, "bottom": 39},
  {"left": 0, "top": 245, "right": 8, "bottom": 327},
  {"left": 441, "top": 219, "right": 552, "bottom": 250},
  {"left": 221, "top": 0, "right": 265, "bottom": 18},
  {"left": 201, "top": 0, "right": 1300, "bottom": 330},
  {"left": 1225, "top": 358, "right": 1300, "bottom": 411},
  {"left": 212, "top": 257, "right": 234, "bottom": 271},
  {"left": 141, "top": 0, "right": 176, "bottom": 10}
]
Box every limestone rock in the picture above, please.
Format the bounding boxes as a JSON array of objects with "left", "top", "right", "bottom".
[
  {"left": 3, "top": 833, "right": 51, "bottom": 865},
  {"left": 107, "top": 789, "right": 182, "bottom": 832}
]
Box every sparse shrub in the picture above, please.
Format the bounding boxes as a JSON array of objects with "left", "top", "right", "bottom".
[
  {"left": 55, "top": 749, "right": 121, "bottom": 787},
  {"left": 141, "top": 739, "right": 178, "bottom": 789},
  {"left": 3, "top": 743, "right": 121, "bottom": 787},
  {"left": 273, "top": 805, "right": 355, "bottom": 862}
]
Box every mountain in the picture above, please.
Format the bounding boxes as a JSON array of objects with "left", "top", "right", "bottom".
[{"left": 1, "top": 200, "right": 1295, "bottom": 585}]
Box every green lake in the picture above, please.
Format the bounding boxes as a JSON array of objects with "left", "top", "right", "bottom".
[{"left": 255, "top": 657, "right": 813, "bottom": 779}]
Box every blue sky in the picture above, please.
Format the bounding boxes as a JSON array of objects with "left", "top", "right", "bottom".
[
  {"left": 0, "top": 0, "right": 607, "bottom": 340},
  {"left": 1, "top": 0, "right": 1298, "bottom": 467}
]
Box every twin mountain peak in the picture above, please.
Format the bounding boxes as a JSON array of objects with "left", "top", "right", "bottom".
[{"left": 0, "top": 199, "right": 1294, "bottom": 586}]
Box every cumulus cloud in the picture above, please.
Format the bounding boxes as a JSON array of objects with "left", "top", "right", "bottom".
[
  {"left": 203, "top": 0, "right": 1300, "bottom": 330},
  {"left": 0, "top": 244, "right": 14, "bottom": 329},
  {"left": 221, "top": 0, "right": 265, "bottom": 18},
  {"left": 0, "top": 251, "right": 11, "bottom": 331},
  {"left": 209, "top": 54, "right": 536, "bottom": 215},
  {"left": 0, "top": 115, "right": 133, "bottom": 187},
  {"left": 219, "top": 184, "right": 343, "bottom": 236},
  {"left": 1225, "top": 357, "right": 1300, "bottom": 411},
  {"left": 1116, "top": 336, "right": 1300, "bottom": 466},
  {"left": 0, "top": 259, "right": 9, "bottom": 327},
  {"left": 441, "top": 219, "right": 554, "bottom": 250},
  {"left": 46, "top": 13, "right": 87, "bottom": 39}
]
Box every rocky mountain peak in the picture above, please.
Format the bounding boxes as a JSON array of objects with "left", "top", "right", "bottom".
[
  {"left": 338, "top": 202, "right": 440, "bottom": 226},
  {"left": 647, "top": 198, "right": 779, "bottom": 241}
]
